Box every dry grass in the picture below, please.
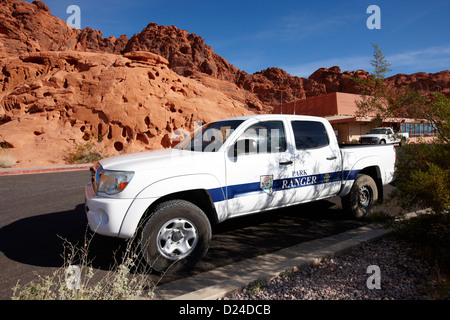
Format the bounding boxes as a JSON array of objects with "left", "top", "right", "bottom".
[
  {"left": 0, "top": 152, "right": 16, "bottom": 168},
  {"left": 11, "top": 233, "right": 156, "bottom": 300}
]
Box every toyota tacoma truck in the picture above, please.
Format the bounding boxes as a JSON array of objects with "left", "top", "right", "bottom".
[
  {"left": 360, "top": 127, "right": 409, "bottom": 145},
  {"left": 85, "top": 114, "right": 396, "bottom": 272}
]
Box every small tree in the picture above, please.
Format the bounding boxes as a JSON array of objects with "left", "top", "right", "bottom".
[
  {"left": 352, "top": 43, "right": 395, "bottom": 127},
  {"left": 370, "top": 43, "right": 393, "bottom": 80}
]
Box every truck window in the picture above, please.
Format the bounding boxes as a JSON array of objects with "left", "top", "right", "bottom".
[
  {"left": 175, "top": 120, "right": 244, "bottom": 152},
  {"left": 370, "top": 128, "right": 389, "bottom": 134},
  {"left": 291, "top": 121, "right": 329, "bottom": 149},
  {"left": 239, "top": 121, "right": 287, "bottom": 154}
]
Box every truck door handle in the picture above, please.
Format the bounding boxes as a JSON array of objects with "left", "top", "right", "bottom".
[
  {"left": 279, "top": 161, "right": 293, "bottom": 165},
  {"left": 326, "top": 156, "right": 337, "bottom": 160}
]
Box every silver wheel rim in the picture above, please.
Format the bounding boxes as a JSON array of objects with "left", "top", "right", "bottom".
[
  {"left": 358, "top": 186, "right": 372, "bottom": 209},
  {"left": 157, "top": 218, "right": 198, "bottom": 260}
]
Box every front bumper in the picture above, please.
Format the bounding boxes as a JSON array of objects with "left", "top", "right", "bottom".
[{"left": 85, "top": 183, "right": 134, "bottom": 238}]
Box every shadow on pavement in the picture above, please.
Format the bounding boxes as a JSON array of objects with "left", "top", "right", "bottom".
[
  {"left": 0, "top": 198, "right": 368, "bottom": 286},
  {"left": 0, "top": 204, "right": 128, "bottom": 270}
]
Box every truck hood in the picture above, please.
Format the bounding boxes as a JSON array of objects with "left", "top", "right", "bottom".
[{"left": 99, "top": 148, "right": 207, "bottom": 172}]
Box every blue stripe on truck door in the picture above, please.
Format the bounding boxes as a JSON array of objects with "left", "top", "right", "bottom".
[{"left": 208, "top": 169, "right": 360, "bottom": 203}]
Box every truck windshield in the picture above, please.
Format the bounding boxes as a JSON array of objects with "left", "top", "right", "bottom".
[
  {"left": 174, "top": 120, "right": 244, "bottom": 152},
  {"left": 370, "top": 128, "right": 389, "bottom": 134}
]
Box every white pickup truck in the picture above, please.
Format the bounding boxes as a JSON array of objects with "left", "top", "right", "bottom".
[
  {"left": 85, "top": 114, "right": 396, "bottom": 272},
  {"left": 360, "top": 127, "right": 409, "bottom": 145}
]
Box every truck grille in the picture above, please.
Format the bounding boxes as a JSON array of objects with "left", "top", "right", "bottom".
[{"left": 360, "top": 137, "right": 375, "bottom": 144}]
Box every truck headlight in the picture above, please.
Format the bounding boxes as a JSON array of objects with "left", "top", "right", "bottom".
[{"left": 97, "top": 170, "right": 134, "bottom": 195}]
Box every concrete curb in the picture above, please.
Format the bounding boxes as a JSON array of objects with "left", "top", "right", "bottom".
[
  {"left": 0, "top": 163, "right": 92, "bottom": 176},
  {"left": 154, "top": 223, "right": 392, "bottom": 300}
]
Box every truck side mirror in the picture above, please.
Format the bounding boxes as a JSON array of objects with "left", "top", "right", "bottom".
[{"left": 229, "top": 139, "right": 258, "bottom": 157}]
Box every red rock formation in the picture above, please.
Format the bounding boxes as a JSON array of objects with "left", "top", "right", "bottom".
[
  {"left": 309, "top": 66, "right": 372, "bottom": 94},
  {"left": 386, "top": 70, "right": 450, "bottom": 97},
  {"left": 0, "top": 51, "right": 254, "bottom": 167},
  {"left": 0, "top": 0, "right": 126, "bottom": 55},
  {"left": 0, "top": 0, "right": 449, "bottom": 168},
  {"left": 309, "top": 66, "right": 450, "bottom": 98},
  {"left": 125, "top": 23, "right": 237, "bottom": 80}
]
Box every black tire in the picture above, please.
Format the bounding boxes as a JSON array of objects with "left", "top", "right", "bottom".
[
  {"left": 341, "top": 174, "right": 378, "bottom": 219},
  {"left": 380, "top": 140, "right": 386, "bottom": 144},
  {"left": 140, "top": 200, "right": 212, "bottom": 273}
]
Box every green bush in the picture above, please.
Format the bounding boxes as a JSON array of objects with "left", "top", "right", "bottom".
[{"left": 393, "top": 142, "right": 450, "bottom": 214}]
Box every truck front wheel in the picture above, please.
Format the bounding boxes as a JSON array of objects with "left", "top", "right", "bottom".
[
  {"left": 140, "top": 200, "right": 212, "bottom": 273},
  {"left": 341, "top": 174, "right": 378, "bottom": 218}
]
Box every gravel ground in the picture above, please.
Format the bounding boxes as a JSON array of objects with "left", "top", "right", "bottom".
[{"left": 224, "top": 236, "right": 444, "bottom": 300}]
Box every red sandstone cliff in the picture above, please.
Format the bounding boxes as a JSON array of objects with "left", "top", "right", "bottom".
[{"left": 0, "top": 0, "right": 448, "bottom": 167}]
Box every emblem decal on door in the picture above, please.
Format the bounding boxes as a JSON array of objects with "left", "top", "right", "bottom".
[{"left": 260, "top": 175, "right": 274, "bottom": 195}]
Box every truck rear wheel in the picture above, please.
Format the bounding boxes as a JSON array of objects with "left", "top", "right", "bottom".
[
  {"left": 140, "top": 200, "right": 212, "bottom": 273},
  {"left": 341, "top": 174, "right": 378, "bottom": 218}
]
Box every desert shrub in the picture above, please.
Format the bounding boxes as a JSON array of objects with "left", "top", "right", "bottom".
[
  {"left": 0, "top": 153, "right": 16, "bottom": 168},
  {"left": 393, "top": 142, "right": 450, "bottom": 214},
  {"left": 65, "top": 141, "right": 107, "bottom": 164}
]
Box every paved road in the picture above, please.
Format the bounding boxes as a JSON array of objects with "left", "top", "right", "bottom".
[
  {"left": 0, "top": 170, "right": 91, "bottom": 299},
  {"left": 0, "top": 170, "right": 388, "bottom": 299}
]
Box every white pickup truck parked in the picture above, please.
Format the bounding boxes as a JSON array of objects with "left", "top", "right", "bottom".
[
  {"left": 85, "top": 115, "right": 396, "bottom": 272},
  {"left": 360, "top": 127, "right": 409, "bottom": 145}
]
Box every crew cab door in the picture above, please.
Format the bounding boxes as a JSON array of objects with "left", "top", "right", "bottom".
[
  {"left": 225, "top": 120, "right": 294, "bottom": 216},
  {"left": 285, "top": 120, "right": 342, "bottom": 203}
]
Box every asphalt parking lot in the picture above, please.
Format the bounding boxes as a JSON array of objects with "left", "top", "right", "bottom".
[{"left": 0, "top": 170, "right": 387, "bottom": 300}]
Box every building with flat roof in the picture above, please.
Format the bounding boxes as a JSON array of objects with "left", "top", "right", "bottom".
[{"left": 273, "top": 92, "right": 436, "bottom": 143}]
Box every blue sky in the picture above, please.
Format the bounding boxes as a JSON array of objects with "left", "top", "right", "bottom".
[{"left": 28, "top": 0, "right": 450, "bottom": 78}]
